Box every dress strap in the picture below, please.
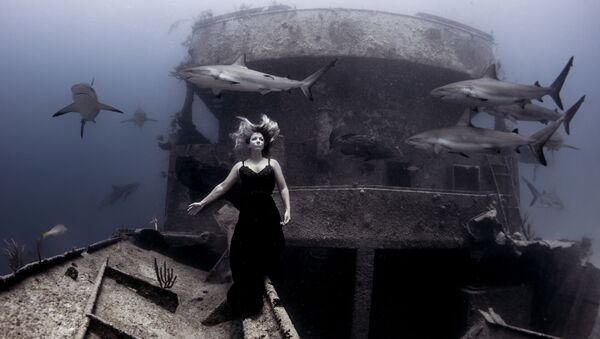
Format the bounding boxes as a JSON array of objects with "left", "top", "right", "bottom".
[
  {"left": 242, "top": 160, "right": 245, "bottom": 166},
  {"left": 268, "top": 158, "right": 270, "bottom": 165}
]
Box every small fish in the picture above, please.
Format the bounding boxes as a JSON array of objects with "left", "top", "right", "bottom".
[
  {"left": 407, "top": 166, "right": 420, "bottom": 172},
  {"left": 42, "top": 224, "right": 67, "bottom": 238}
]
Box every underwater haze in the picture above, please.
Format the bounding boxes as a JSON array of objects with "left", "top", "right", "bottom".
[{"left": 1, "top": 0, "right": 599, "bottom": 275}]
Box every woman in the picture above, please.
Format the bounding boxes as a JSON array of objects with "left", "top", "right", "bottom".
[{"left": 187, "top": 114, "right": 291, "bottom": 319}]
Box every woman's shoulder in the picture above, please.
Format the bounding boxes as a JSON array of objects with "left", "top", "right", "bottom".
[
  {"left": 269, "top": 158, "right": 281, "bottom": 167},
  {"left": 232, "top": 161, "right": 244, "bottom": 170}
]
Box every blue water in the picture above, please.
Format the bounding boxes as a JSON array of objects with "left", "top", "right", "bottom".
[{"left": 1, "top": 0, "right": 599, "bottom": 274}]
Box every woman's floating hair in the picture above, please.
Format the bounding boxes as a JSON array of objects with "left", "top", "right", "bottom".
[{"left": 230, "top": 114, "right": 280, "bottom": 153}]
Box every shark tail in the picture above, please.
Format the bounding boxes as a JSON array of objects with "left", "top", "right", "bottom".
[
  {"left": 548, "top": 56, "right": 574, "bottom": 110},
  {"left": 300, "top": 58, "right": 337, "bottom": 101},
  {"left": 522, "top": 177, "right": 539, "bottom": 207},
  {"left": 563, "top": 95, "right": 585, "bottom": 135},
  {"left": 528, "top": 116, "right": 567, "bottom": 166}
]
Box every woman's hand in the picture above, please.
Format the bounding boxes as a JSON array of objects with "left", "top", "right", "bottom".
[
  {"left": 187, "top": 201, "right": 205, "bottom": 215},
  {"left": 281, "top": 210, "right": 291, "bottom": 226}
]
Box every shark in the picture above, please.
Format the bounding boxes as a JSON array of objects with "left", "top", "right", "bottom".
[
  {"left": 405, "top": 100, "right": 580, "bottom": 166},
  {"left": 430, "top": 57, "right": 574, "bottom": 110},
  {"left": 481, "top": 95, "right": 585, "bottom": 135},
  {"left": 176, "top": 54, "right": 337, "bottom": 100},
  {"left": 121, "top": 106, "right": 158, "bottom": 128},
  {"left": 53, "top": 80, "right": 124, "bottom": 138},
  {"left": 522, "top": 177, "right": 565, "bottom": 210},
  {"left": 100, "top": 183, "right": 140, "bottom": 207}
]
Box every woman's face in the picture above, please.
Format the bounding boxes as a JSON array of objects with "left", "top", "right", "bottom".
[{"left": 248, "top": 132, "right": 265, "bottom": 151}]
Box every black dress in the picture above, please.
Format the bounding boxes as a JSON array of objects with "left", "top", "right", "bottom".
[{"left": 227, "top": 158, "right": 285, "bottom": 317}]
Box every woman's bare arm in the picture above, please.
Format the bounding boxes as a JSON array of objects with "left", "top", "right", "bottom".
[
  {"left": 271, "top": 159, "right": 291, "bottom": 225},
  {"left": 187, "top": 162, "right": 242, "bottom": 215}
]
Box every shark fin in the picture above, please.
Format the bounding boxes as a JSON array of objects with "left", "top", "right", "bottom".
[
  {"left": 534, "top": 81, "right": 541, "bottom": 87},
  {"left": 53, "top": 103, "right": 77, "bottom": 117},
  {"left": 529, "top": 116, "right": 566, "bottom": 166},
  {"left": 481, "top": 64, "right": 498, "bottom": 79},
  {"left": 80, "top": 120, "right": 86, "bottom": 139},
  {"left": 98, "top": 102, "right": 123, "bottom": 113},
  {"left": 300, "top": 58, "right": 337, "bottom": 101},
  {"left": 512, "top": 128, "right": 519, "bottom": 134},
  {"left": 433, "top": 144, "right": 443, "bottom": 154},
  {"left": 259, "top": 88, "right": 271, "bottom": 95},
  {"left": 563, "top": 95, "right": 585, "bottom": 135},
  {"left": 449, "top": 151, "right": 470, "bottom": 158},
  {"left": 562, "top": 144, "right": 580, "bottom": 150},
  {"left": 456, "top": 109, "right": 473, "bottom": 127},
  {"left": 232, "top": 54, "right": 247, "bottom": 68},
  {"left": 548, "top": 56, "right": 574, "bottom": 110}
]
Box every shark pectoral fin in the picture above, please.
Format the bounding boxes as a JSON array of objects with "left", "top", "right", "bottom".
[
  {"left": 259, "top": 88, "right": 271, "bottom": 95},
  {"left": 448, "top": 151, "right": 470, "bottom": 158},
  {"left": 217, "top": 73, "right": 239, "bottom": 84},
  {"left": 99, "top": 102, "right": 123, "bottom": 113},
  {"left": 80, "top": 120, "right": 86, "bottom": 139},
  {"left": 53, "top": 103, "right": 77, "bottom": 117},
  {"left": 433, "top": 144, "right": 444, "bottom": 154},
  {"left": 537, "top": 98, "right": 544, "bottom": 103},
  {"left": 466, "top": 93, "right": 488, "bottom": 102}
]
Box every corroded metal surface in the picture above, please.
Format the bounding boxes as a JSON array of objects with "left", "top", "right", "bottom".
[
  {"left": 277, "top": 186, "right": 499, "bottom": 249},
  {"left": 189, "top": 8, "right": 495, "bottom": 76}
]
